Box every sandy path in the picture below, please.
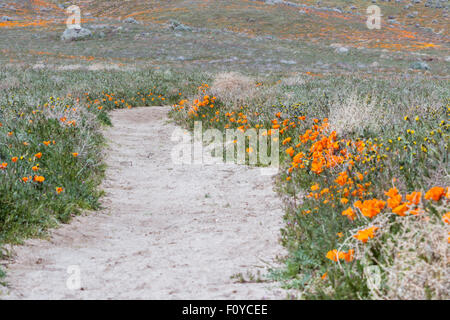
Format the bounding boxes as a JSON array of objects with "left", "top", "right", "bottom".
[{"left": 1, "top": 107, "right": 286, "bottom": 300}]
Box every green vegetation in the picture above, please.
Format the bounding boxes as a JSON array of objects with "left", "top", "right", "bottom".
[
  {"left": 0, "top": 68, "right": 208, "bottom": 245},
  {"left": 169, "top": 72, "right": 448, "bottom": 299},
  {"left": 1, "top": 0, "right": 448, "bottom": 298}
]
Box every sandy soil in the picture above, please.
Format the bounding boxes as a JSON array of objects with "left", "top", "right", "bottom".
[{"left": 1, "top": 107, "right": 286, "bottom": 300}]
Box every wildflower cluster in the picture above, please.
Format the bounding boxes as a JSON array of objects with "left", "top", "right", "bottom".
[
  {"left": 277, "top": 108, "right": 448, "bottom": 298},
  {"left": 171, "top": 82, "right": 449, "bottom": 299},
  {"left": 85, "top": 89, "right": 169, "bottom": 111},
  {"left": 0, "top": 95, "right": 104, "bottom": 242}
]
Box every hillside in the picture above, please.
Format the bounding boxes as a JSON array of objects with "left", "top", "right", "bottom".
[
  {"left": 0, "top": 0, "right": 448, "bottom": 75},
  {"left": 0, "top": 0, "right": 449, "bottom": 300}
]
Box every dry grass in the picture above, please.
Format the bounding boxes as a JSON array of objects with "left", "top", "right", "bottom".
[
  {"left": 329, "top": 92, "right": 386, "bottom": 136},
  {"left": 281, "top": 74, "right": 306, "bottom": 87},
  {"left": 343, "top": 210, "right": 450, "bottom": 300},
  {"left": 0, "top": 76, "right": 20, "bottom": 91},
  {"left": 376, "top": 215, "right": 449, "bottom": 300},
  {"left": 210, "top": 72, "right": 258, "bottom": 110}
]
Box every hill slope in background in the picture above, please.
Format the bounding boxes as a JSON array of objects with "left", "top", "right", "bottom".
[
  {"left": 0, "top": 0, "right": 448, "bottom": 76},
  {"left": 0, "top": 0, "right": 448, "bottom": 300}
]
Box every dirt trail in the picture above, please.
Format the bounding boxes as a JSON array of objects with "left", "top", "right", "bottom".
[{"left": 2, "top": 107, "right": 286, "bottom": 299}]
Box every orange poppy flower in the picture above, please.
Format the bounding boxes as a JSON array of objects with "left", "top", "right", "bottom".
[
  {"left": 387, "top": 194, "right": 402, "bottom": 209},
  {"left": 33, "top": 175, "right": 45, "bottom": 183},
  {"left": 326, "top": 249, "right": 343, "bottom": 262},
  {"left": 442, "top": 212, "right": 450, "bottom": 224},
  {"left": 293, "top": 152, "right": 304, "bottom": 163},
  {"left": 354, "top": 226, "right": 378, "bottom": 243},
  {"left": 392, "top": 203, "right": 408, "bottom": 216},
  {"left": 384, "top": 187, "right": 399, "bottom": 198},
  {"left": 424, "top": 187, "right": 445, "bottom": 201},
  {"left": 354, "top": 199, "right": 385, "bottom": 219},
  {"left": 343, "top": 249, "right": 354, "bottom": 262},
  {"left": 335, "top": 172, "right": 348, "bottom": 186},
  {"left": 326, "top": 249, "right": 354, "bottom": 262},
  {"left": 342, "top": 207, "right": 356, "bottom": 220},
  {"left": 409, "top": 208, "right": 423, "bottom": 215},
  {"left": 285, "top": 147, "right": 294, "bottom": 157},
  {"left": 406, "top": 191, "right": 422, "bottom": 205},
  {"left": 311, "top": 160, "right": 323, "bottom": 174},
  {"left": 282, "top": 137, "right": 292, "bottom": 145},
  {"left": 385, "top": 187, "right": 403, "bottom": 209}
]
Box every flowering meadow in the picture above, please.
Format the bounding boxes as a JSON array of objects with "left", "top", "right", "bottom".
[
  {"left": 0, "top": 68, "right": 205, "bottom": 246},
  {"left": 0, "top": 93, "right": 104, "bottom": 243},
  {"left": 170, "top": 75, "right": 449, "bottom": 299},
  {"left": 1, "top": 0, "right": 448, "bottom": 299},
  {"left": 1, "top": 62, "right": 447, "bottom": 299},
  {"left": 0, "top": 69, "right": 448, "bottom": 300}
]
